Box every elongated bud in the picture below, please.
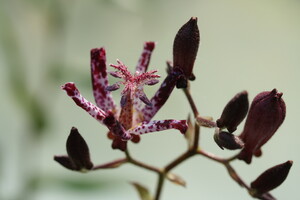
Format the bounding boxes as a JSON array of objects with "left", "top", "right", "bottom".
[
  {"left": 214, "top": 130, "right": 244, "bottom": 150},
  {"left": 66, "top": 127, "right": 93, "bottom": 171},
  {"left": 217, "top": 91, "right": 249, "bottom": 133},
  {"left": 54, "top": 127, "right": 93, "bottom": 171},
  {"left": 250, "top": 160, "right": 293, "bottom": 197},
  {"left": 173, "top": 17, "right": 200, "bottom": 88},
  {"left": 238, "top": 89, "right": 286, "bottom": 164}
]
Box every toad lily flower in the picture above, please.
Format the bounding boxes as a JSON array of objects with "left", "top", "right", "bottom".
[{"left": 62, "top": 42, "right": 187, "bottom": 151}]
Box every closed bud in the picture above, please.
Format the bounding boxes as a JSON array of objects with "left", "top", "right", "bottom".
[
  {"left": 217, "top": 91, "right": 249, "bottom": 133},
  {"left": 250, "top": 160, "right": 293, "bottom": 197},
  {"left": 173, "top": 17, "right": 200, "bottom": 88},
  {"left": 214, "top": 130, "right": 244, "bottom": 150},
  {"left": 66, "top": 127, "right": 93, "bottom": 171},
  {"left": 238, "top": 89, "right": 286, "bottom": 164},
  {"left": 54, "top": 127, "right": 93, "bottom": 171}
]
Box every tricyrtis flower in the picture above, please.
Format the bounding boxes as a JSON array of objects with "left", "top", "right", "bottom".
[
  {"left": 62, "top": 42, "right": 187, "bottom": 151},
  {"left": 238, "top": 89, "right": 286, "bottom": 164}
]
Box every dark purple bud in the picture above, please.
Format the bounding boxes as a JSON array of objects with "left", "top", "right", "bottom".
[
  {"left": 66, "top": 127, "right": 93, "bottom": 171},
  {"left": 173, "top": 17, "right": 200, "bottom": 88},
  {"left": 217, "top": 91, "right": 249, "bottom": 133},
  {"left": 214, "top": 131, "right": 244, "bottom": 150},
  {"left": 54, "top": 155, "right": 76, "bottom": 170},
  {"left": 238, "top": 89, "right": 286, "bottom": 164},
  {"left": 106, "top": 83, "right": 120, "bottom": 91},
  {"left": 250, "top": 161, "right": 293, "bottom": 196}
]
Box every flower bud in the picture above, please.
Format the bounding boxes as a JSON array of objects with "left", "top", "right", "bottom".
[
  {"left": 216, "top": 91, "right": 249, "bottom": 133},
  {"left": 214, "top": 130, "right": 244, "bottom": 150},
  {"left": 238, "top": 89, "right": 286, "bottom": 164},
  {"left": 173, "top": 17, "right": 200, "bottom": 88},
  {"left": 66, "top": 127, "right": 93, "bottom": 171},
  {"left": 54, "top": 127, "right": 93, "bottom": 171},
  {"left": 250, "top": 160, "right": 293, "bottom": 196}
]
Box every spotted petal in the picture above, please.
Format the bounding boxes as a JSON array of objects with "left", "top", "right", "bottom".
[
  {"left": 62, "top": 82, "right": 107, "bottom": 122},
  {"left": 91, "top": 48, "right": 117, "bottom": 113},
  {"left": 136, "top": 41, "right": 155, "bottom": 73},
  {"left": 141, "top": 67, "right": 182, "bottom": 122},
  {"left": 128, "top": 119, "right": 187, "bottom": 135},
  {"left": 62, "top": 82, "right": 131, "bottom": 140}
]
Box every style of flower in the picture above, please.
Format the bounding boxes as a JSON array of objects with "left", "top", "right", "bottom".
[{"left": 62, "top": 42, "right": 187, "bottom": 151}]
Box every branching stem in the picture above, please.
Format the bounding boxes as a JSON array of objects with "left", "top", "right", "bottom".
[{"left": 112, "top": 84, "right": 271, "bottom": 200}]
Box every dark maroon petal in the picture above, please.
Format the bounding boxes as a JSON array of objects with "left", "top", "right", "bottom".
[
  {"left": 103, "top": 112, "right": 132, "bottom": 140},
  {"left": 217, "top": 91, "right": 249, "bottom": 133},
  {"left": 91, "top": 48, "right": 117, "bottom": 113},
  {"left": 54, "top": 155, "right": 76, "bottom": 170},
  {"left": 173, "top": 17, "right": 200, "bottom": 88},
  {"left": 238, "top": 89, "right": 286, "bottom": 164},
  {"left": 66, "top": 127, "right": 93, "bottom": 170},
  {"left": 251, "top": 161, "right": 293, "bottom": 196},
  {"left": 214, "top": 131, "right": 244, "bottom": 150},
  {"left": 141, "top": 67, "right": 182, "bottom": 122}
]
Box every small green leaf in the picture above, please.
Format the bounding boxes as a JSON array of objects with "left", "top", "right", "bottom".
[
  {"left": 166, "top": 173, "right": 186, "bottom": 187},
  {"left": 131, "top": 182, "right": 153, "bottom": 200}
]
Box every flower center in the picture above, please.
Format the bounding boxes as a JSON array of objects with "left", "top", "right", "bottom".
[{"left": 107, "top": 60, "right": 160, "bottom": 129}]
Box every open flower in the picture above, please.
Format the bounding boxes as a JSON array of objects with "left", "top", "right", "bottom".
[{"left": 62, "top": 42, "right": 187, "bottom": 151}]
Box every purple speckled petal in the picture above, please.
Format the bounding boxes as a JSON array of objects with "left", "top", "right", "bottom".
[
  {"left": 62, "top": 82, "right": 131, "bottom": 141},
  {"left": 91, "top": 48, "right": 117, "bottom": 113},
  {"left": 141, "top": 68, "right": 182, "bottom": 122},
  {"left": 128, "top": 119, "right": 187, "bottom": 135},
  {"left": 135, "top": 41, "right": 155, "bottom": 73},
  {"left": 62, "top": 82, "right": 107, "bottom": 123}
]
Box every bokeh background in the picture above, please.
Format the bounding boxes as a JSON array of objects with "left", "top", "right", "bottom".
[{"left": 0, "top": 0, "right": 299, "bottom": 199}]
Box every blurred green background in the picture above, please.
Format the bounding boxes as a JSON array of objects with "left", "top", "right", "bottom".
[{"left": 0, "top": 0, "right": 299, "bottom": 199}]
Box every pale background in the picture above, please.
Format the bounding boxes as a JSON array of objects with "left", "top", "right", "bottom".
[{"left": 0, "top": 0, "right": 299, "bottom": 200}]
